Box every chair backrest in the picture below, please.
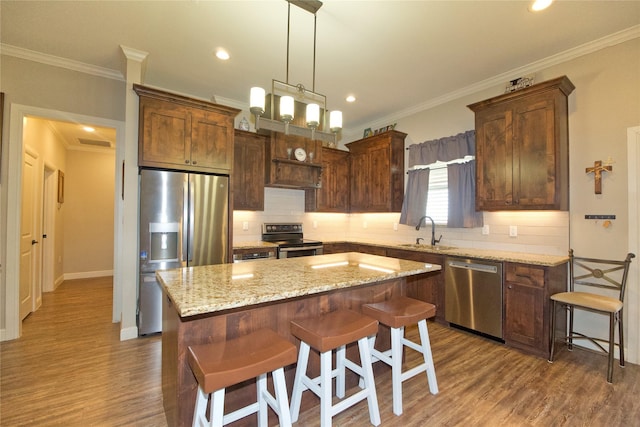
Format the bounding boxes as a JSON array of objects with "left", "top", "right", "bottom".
[{"left": 569, "top": 249, "right": 635, "bottom": 302}]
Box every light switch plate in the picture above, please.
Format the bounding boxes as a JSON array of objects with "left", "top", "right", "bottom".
[
  {"left": 242, "top": 221, "right": 249, "bottom": 231},
  {"left": 482, "top": 225, "right": 490, "bottom": 235},
  {"left": 509, "top": 225, "right": 518, "bottom": 237}
]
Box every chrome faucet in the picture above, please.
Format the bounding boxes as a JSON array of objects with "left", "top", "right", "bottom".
[{"left": 415, "top": 215, "right": 442, "bottom": 246}]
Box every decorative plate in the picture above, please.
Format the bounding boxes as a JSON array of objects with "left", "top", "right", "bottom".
[{"left": 294, "top": 147, "right": 307, "bottom": 162}]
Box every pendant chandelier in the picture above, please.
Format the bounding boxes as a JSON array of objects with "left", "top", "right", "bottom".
[{"left": 249, "top": 0, "right": 342, "bottom": 144}]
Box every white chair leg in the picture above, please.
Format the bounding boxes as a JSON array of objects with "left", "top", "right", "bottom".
[
  {"left": 193, "top": 386, "right": 210, "bottom": 427},
  {"left": 418, "top": 319, "right": 439, "bottom": 394},
  {"left": 390, "top": 326, "right": 404, "bottom": 415},
  {"left": 320, "top": 350, "right": 333, "bottom": 427},
  {"left": 336, "top": 345, "right": 346, "bottom": 398},
  {"left": 358, "top": 336, "right": 381, "bottom": 426},
  {"left": 210, "top": 388, "right": 225, "bottom": 427},
  {"left": 290, "top": 341, "right": 310, "bottom": 423},
  {"left": 256, "top": 373, "right": 268, "bottom": 427},
  {"left": 272, "top": 367, "right": 293, "bottom": 427}
]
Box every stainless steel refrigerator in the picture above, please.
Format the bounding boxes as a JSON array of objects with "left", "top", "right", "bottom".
[{"left": 138, "top": 169, "right": 229, "bottom": 335}]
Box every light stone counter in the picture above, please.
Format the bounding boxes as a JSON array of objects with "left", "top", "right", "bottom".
[
  {"left": 322, "top": 239, "right": 568, "bottom": 267},
  {"left": 157, "top": 252, "right": 440, "bottom": 318},
  {"left": 232, "top": 241, "right": 278, "bottom": 249}
]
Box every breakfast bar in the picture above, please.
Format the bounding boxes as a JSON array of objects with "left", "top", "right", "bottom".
[{"left": 157, "top": 252, "right": 441, "bottom": 427}]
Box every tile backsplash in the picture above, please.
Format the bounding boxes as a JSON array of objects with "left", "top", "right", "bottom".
[{"left": 233, "top": 188, "right": 569, "bottom": 256}]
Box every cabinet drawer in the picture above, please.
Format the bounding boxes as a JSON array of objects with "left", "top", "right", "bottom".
[{"left": 505, "top": 263, "right": 544, "bottom": 287}]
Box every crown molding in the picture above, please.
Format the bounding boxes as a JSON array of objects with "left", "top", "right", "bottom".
[
  {"left": 1, "top": 43, "right": 124, "bottom": 81},
  {"left": 355, "top": 24, "right": 640, "bottom": 133}
]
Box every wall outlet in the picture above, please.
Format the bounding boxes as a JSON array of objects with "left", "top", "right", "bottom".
[
  {"left": 242, "top": 221, "right": 249, "bottom": 231},
  {"left": 363, "top": 221, "right": 368, "bottom": 229},
  {"left": 482, "top": 225, "right": 490, "bottom": 235},
  {"left": 509, "top": 225, "right": 518, "bottom": 237},
  {"left": 393, "top": 222, "right": 398, "bottom": 231},
  {"left": 313, "top": 221, "right": 318, "bottom": 229}
]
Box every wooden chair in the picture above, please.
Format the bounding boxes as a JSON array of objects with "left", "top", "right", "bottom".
[
  {"left": 289, "top": 309, "right": 381, "bottom": 427},
  {"left": 362, "top": 296, "right": 439, "bottom": 416},
  {"left": 187, "top": 329, "right": 297, "bottom": 427},
  {"left": 549, "top": 250, "right": 635, "bottom": 383}
]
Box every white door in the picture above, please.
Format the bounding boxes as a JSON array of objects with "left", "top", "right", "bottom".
[
  {"left": 20, "top": 149, "right": 40, "bottom": 320},
  {"left": 42, "top": 166, "right": 56, "bottom": 292}
]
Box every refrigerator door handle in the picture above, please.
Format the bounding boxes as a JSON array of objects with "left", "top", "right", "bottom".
[
  {"left": 182, "top": 179, "right": 189, "bottom": 263},
  {"left": 187, "top": 176, "right": 195, "bottom": 263}
]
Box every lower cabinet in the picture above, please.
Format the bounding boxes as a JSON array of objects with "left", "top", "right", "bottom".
[{"left": 503, "top": 262, "right": 567, "bottom": 358}]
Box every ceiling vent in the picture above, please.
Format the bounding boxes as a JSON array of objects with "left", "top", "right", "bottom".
[{"left": 78, "top": 138, "right": 112, "bottom": 148}]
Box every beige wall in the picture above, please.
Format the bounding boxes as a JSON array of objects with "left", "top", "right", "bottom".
[{"left": 63, "top": 150, "right": 115, "bottom": 276}]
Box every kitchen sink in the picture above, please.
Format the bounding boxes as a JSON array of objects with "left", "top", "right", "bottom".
[{"left": 399, "top": 244, "right": 456, "bottom": 251}]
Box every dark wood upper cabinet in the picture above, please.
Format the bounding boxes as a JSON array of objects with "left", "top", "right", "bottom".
[
  {"left": 233, "top": 130, "right": 266, "bottom": 211},
  {"left": 468, "top": 76, "right": 574, "bottom": 211},
  {"left": 346, "top": 130, "right": 407, "bottom": 213},
  {"left": 134, "top": 84, "right": 239, "bottom": 174},
  {"left": 308, "top": 147, "right": 350, "bottom": 213}
]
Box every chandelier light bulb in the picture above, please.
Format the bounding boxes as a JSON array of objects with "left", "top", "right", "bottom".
[
  {"left": 280, "top": 96, "right": 294, "bottom": 122},
  {"left": 330, "top": 110, "right": 343, "bottom": 132},
  {"left": 249, "top": 87, "right": 266, "bottom": 115},
  {"left": 306, "top": 103, "right": 320, "bottom": 128}
]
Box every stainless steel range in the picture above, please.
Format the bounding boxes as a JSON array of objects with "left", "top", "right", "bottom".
[{"left": 262, "top": 223, "right": 323, "bottom": 259}]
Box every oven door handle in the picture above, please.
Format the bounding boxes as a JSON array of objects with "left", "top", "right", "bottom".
[{"left": 280, "top": 245, "right": 324, "bottom": 252}]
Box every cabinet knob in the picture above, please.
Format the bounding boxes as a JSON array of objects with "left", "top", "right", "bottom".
[
  {"left": 508, "top": 285, "right": 512, "bottom": 289},
  {"left": 185, "top": 160, "right": 190, "bottom": 164},
  {"left": 192, "top": 160, "right": 197, "bottom": 165}
]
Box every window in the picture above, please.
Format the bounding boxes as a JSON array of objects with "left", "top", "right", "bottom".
[{"left": 425, "top": 163, "right": 448, "bottom": 225}]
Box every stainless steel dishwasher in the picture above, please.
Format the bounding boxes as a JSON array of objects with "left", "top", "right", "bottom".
[{"left": 444, "top": 256, "right": 504, "bottom": 339}]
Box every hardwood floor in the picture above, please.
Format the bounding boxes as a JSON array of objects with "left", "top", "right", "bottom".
[{"left": 2, "top": 277, "right": 639, "bottom": 426}]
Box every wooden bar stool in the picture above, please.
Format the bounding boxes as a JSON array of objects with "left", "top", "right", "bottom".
[
  {"left": 187, "top": 329, "right": 297, "bottom": 427},
  {"left": 362, "top": 296, "right": 439, "bottom": 416},
  {"left": 289, "top": 309, "right": 381, "bottom": 427}
]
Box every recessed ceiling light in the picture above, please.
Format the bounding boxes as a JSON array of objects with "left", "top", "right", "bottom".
[
  {"left": 83, "top": 126, "right": 95, "bottom": 132},
  {"left": 346, "top": 95, "right": 356, "bottom": 103},
  {"left": 215, "top": 48, "right": 230, "bottom": 60},
  {"left": 530, "top": 0, "right": 553, "bottom": 12}
]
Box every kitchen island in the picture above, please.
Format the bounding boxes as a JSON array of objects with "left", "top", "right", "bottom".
[{"left": 157, "top": 252, "right": 441, "bottom": 427}]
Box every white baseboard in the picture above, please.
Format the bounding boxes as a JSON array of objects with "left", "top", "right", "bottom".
[
  {"left": 63, "top": 270, "right": 114, "bottom": 281},
  {"left": 53, "top": 275, "right": 64, "bottom": 290},
  {"left": 120, "top": 326, "right": 139, "bottom": 341}
]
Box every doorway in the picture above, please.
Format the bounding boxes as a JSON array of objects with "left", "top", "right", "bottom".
[{"left": 3, "top": 105, "right": 125, "bottom": 341}]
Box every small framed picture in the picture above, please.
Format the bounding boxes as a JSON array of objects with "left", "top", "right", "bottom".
[
  {"left": 363, "top": 128, "right": 372, "bottom": 138},
  {"left": 57, "top": 170, "right": 65, "bottom": 203}
]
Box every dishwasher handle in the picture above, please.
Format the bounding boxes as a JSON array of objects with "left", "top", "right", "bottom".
[{"left": 447, "top": 260, "right": 499, "bottom": 274}]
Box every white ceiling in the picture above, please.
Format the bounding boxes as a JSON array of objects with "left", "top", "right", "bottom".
[{"left": 2, "top": 0, "right": 639, "bottom": 145}]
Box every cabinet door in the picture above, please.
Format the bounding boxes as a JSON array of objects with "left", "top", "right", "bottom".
[
  {"left": 513, "top": 96, "right": 558, "bottom": 208},
  {"left": 317, "top": 148, "right": 349, "bottom": 212},
  {"left": 190, "top": 110, "right": 234, "bottom": 172},
  {"left": 475, "top": 107, "right": 514, "bottom": 210},
  {"left": 349, "top": 151, "right": 369, "bottom": 211},
  {"left": 503, "top": 263, "right": 546, "bottom": 357},
  {"left": 368, "top": 144, "right": 392, "bottom": 211},
  {"left": 139, "top": 99, "right": 191, "bottom": 168},
  {"left": 233, "top": 131, "right": 265, "bottom": 211}
]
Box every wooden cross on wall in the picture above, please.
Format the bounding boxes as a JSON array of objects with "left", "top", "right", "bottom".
[{"left": 585, "top": 160, "right": 612, "bottom": 194}]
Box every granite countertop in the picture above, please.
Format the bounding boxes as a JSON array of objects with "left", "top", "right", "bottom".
[
  {"left": 156, "top": 252, "right": 440, "bottom": 318},
  {"left": 232, "top": 241, "right": 278, "bottom": 249},
  {"left": 321, "top": 239, "right": 568, "bottom": 267}
]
